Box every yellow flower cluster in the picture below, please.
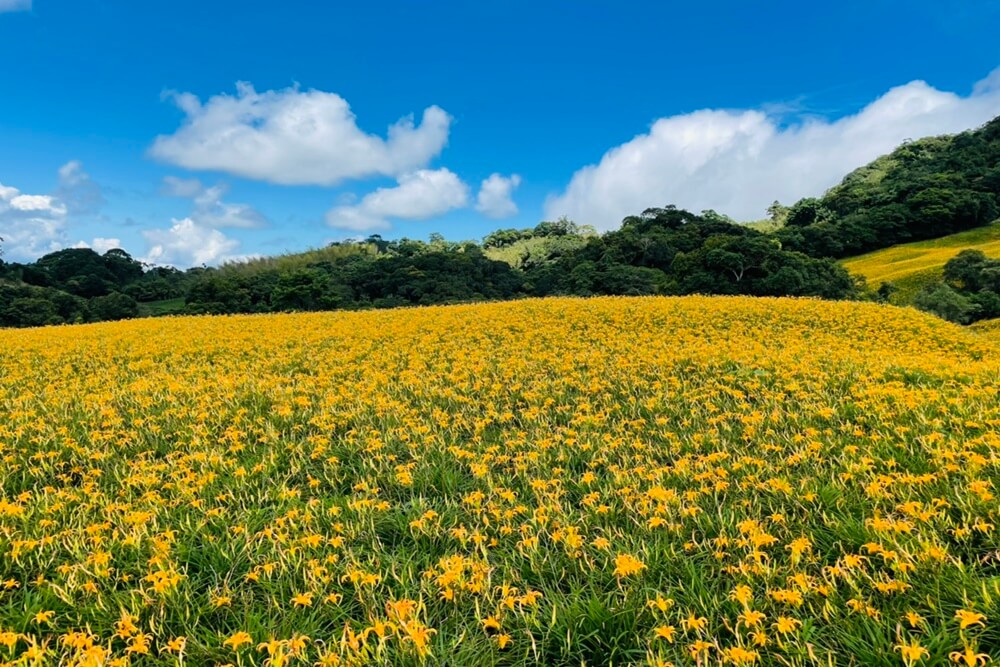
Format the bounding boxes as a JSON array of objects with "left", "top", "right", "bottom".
[{"left": 0, "top": 296, "right": 998, "bottom": 665}]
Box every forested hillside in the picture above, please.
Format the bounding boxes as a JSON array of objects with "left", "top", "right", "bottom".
[
  {"left": 774, "top": 116, "right": 1000, "bottom": 258},
  {"left": 1, "top": 115, "right": 998, "bottom": 328},
  {"left": 0, "top": 211, "right": 858, "bottom": 326}
]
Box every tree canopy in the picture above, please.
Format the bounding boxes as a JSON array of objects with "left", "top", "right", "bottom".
[
  {"left": 2, "top": 115, "right": 998, "bottom": 328},
  {"left": 776, "top": 117, "right": 1000, "bottom": 258}
]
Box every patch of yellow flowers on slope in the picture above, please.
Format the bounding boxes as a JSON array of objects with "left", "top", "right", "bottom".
[{"left": 0, "top": 295, "right": 998, "bottom": 666}]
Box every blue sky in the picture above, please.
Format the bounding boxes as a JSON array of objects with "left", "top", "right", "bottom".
[{"left": 1, "top": 0, "right": 999, "bottom": 266}]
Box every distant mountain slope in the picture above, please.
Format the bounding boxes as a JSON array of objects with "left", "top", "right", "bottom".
[
  {"left": 777, "top": 116, "right": 1000, "bottom": 258},
  {"left": 840, "top": 221, "right": 1000, "bottom": 303}
]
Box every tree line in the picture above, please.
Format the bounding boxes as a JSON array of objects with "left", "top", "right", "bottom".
[
  {"left": 911, "top": 250, "right": 1000, "bottom": 324},
  {"left": 771, "top": 115, "right": 999, "bottom": 257},
  {"left": 0, "top": 210, "right": 857, "bottom": 327},
  {"left": 0, "top": 115, "right": 997, "bottom": 328}
]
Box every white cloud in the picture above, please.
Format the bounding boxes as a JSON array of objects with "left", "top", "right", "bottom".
[
  {"left": 72, "top": 237, "right": 123, "bottom": 254},
  {"left": 0, "top": 181, "right": 68, "bottom": 260},
  {"left": 0, "top": 161, "right": 114, "bottom": 261},
  {"left": 9, "top": 194, "right": 63, "bottom": 213},
  {"left": 150, "top": 82, "right": 452, "bottom": 186},
  {"left": 56, "top": 160, "right": 105, "bottom": 214},
  {"left": 193, "top": 186, "right": 267, "bottom": 229},
  {"left": 0, "top": 0, "right": 30, "bottom": 13},
  {"left": 326, "top": 168, "right": 469, "bottom": 231},
  {"left": 475, "top": 173, "right": 521, "bottom": 219},
  {"left": 324, "top": 207, "right": 389, "bottom": 232},
  {"left": 141, "top": 218, "right": 242, "bottom": 267},
  {"left": 161, "top": 176, "right": 267, "bottom": 229},
  {"left": 545, "top": 68, "right": 1000, "bottom": 229},
  {"left": 161, "top": 175, "right": 205, "bottom": 199}
]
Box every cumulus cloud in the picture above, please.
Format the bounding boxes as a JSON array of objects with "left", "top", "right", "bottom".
[
  {"left": 56, "top": 160, "right": 106, "bottom": 215},
  {"left": 162, "top": 176, "right": 267, "bottom": 228},
  {"left": 326, "top": 168, "right": 469, "bottom": 231},
  {"left": 0, "top": 161, "right": 112, "bottom": 260},
  {"left": 545, "top": 68, "right": 1000, "bottom": 229},
  {"left": 150, "top": 82, "right": 452, "bottom": 186},
  {"left": 141, "top": 218, "right": 242, "bottom": 267},
  {"left": 72, "top": 237, "right": 123, "bottom": 254},
  {"left": 0, "top": 0, "right": 31, "bottom": 13},
  {"left": 161, "top": 175, "right": 204, "bottom": 199},
  {"left": 475, "top": 173, "right": 521, "bottom": 219},
  {"left": 0, "top": 181, "right": 68, "bottom": 260}
]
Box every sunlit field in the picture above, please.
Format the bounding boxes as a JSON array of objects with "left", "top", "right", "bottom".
[
  {"left": 971, "top": 318, "right": 1000, "bottom": 342},
  {"left": 840, "top": 222, "right": 1000, "bottom": 304},
  {"left": 2, "top": 297, "right": 999, "bottom": 666}
]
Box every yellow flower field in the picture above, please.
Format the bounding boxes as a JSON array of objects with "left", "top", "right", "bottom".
[
  {"left": 839, "top": 221, "right": 1000, "bottom": 304},
  {"left": 971, "top": 318, "right": 1000, "bottom": 342},
  {"left": 1, "top": 296, "right": 999, "bottom": 666}
]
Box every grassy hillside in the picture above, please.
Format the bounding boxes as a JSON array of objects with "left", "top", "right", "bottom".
[
  {"left": 484, "top": 236, "right": 556, "bottom": 267},
  {"left": 218, "top": 241, "right": 377, "bottom": 276},
  {"left": 840, "top": 221, "right": 1000, "bottom": 303},
  {"left": 483, "top": 234, "right": 590, "bottom": 269},
  {"left": 2, "top": 296, "right": 999, "bottom": 665},
  {"left": 971, "top": 317, "right": 1000, "bottom": 340},
  {"left": 136, "top": 296, "right": 186, "bottom": 317}
]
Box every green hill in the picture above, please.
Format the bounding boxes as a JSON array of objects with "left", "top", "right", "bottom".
[
  {"left": 840, "top": 221, "right": 1000, "bottom": 304},
  {"left": 777, "top": 116, "right": 1000, "bottom": 258},
  {"left": 217, "top": 241, "right": 377, "bottom": 276},
  {"left": 4, "top": 117, "right": 999, "bottom": 328},
  {"left": 483, "top": 235, "right": 591, "bottom": 269}
]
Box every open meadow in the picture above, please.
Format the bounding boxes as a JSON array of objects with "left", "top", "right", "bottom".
[
  {"left": 840, "top": 223, "right": 1000, "bottom": 305},
  {"left": 1, "top": 297, "right": 1000, "bottom": 666}
]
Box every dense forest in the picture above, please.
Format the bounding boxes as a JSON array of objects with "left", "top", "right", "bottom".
[
  {"left": 0, "top": 212, "right": 857, "bottom": 327},
  {"left": 911, "top": 249, "right": 1000, "bottom": 324},
  {"left": 773, "top": 115, "right": 1000, "bottom": 257},
  {"left": 0, "top": 115, "right": 997, "bottom": 328}
]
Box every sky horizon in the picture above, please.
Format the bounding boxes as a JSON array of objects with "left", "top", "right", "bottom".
[{"left": 1, "top": 0, "right": 999, "bottom": 267}]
